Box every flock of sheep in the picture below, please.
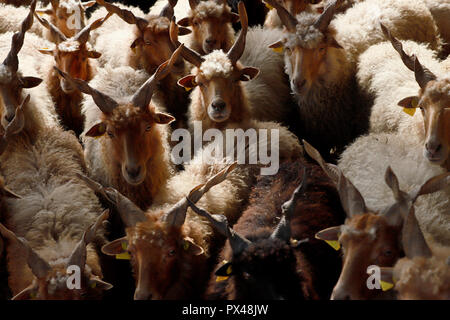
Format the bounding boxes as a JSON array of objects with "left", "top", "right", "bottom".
[{"left": 0, "top": 0, "right": 448, "bottom": 300}]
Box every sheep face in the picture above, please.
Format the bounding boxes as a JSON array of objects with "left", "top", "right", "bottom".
[
  {"left": 132, "top": 17, "right": 186, "bottom": 75},
  {"left": 399, "top": 78, "right": 450, "bottom": 167},
  {"left": 87, "top": 105, "right": 174, "bottom": 185},
  {"left": 326, "top": 214, "right": 402, "bottom": 300},
  {"left": 178, "top": 1, "right": 238, "bottom": 54}
]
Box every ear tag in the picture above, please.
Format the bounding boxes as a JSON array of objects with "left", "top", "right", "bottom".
[
  {"left": 271, "top": 46, "right": 283, "bottom": 53},
  {"left": 184, "top": 86, "right": 193, "bottom": 92},
  {"left": 324, "top": 240, "right": 340, "bottom": 251},
  {"left": 380, "top": 280, "right": 394, "bottom": 291},
  {"left": 90, "top": 281, "right": 97, "bottom": 289},
  {"left": 265, "top": 2, "right": 274, "bottom": 10},
  {"left": 215, "top": 260, "right": 231, "bottom": 282},
  {"left": 183, "top": 241, "right": 190, "bottom": 251},
  {"left": 115, "top": 252, "right": 131, "bottom": 260},
  {"left": 403, "top": 108, "right": 416, "bottom": 117},
  {"left": 121, "top": 241, "right": 128, "bottom": 251},
  {"left": 37, "top": 11, "right": 45, "bottom": 16}
]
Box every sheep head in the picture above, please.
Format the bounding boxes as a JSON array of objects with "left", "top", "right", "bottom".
[
  {"left": 304, "top": 140, "right": 450, "bottom": 300},
  {"left": 0, "top": 0, "right": 42, "bottom": 128},
  {"left": 80, "top": 163, "right": 237, "bottom": 299},
  {"left": 381, "top": 24, "right": 450, "bottom": 169},
  {"left": 174, "top": 2, "right": 259, "bottom": 125},
  {"left": 186, "top": 167, "right": 309, "bottom": 299},
  {"left": 36, "top": 0, "right": 96, "bottom": 40},
  {"left": 177, "top": 0, "right": 239, "bottom": 54},
  {"left": 266, "top": 0, "right": 344, "bottom": 95},
  {"left": 95, "top": 0, "right": 190, "bottom": 75},
  {"left": 0, "top": 210, "right": 112, "bottom": 300},
  {"left": 55, "top": 46, "right": 182, "bottom": 185},
  {"left": 35, "top": 12, "right": 111, "bottom": 94}
]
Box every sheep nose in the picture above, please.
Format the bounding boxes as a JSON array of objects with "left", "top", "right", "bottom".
[
  {"left": 426, "top": 141, "right": 442, "bottom": 154},
  {"left": 330, "top": 288, "right": 351, "bottom": 300},
  {"left": 205, "top": 38, "right": 217, "bottom": 46},
  {"left": 294, "top": 79, "right": 306, "bottom": 90},
  {"left": 212, "top": 99, "right": 226, "bottom": 111},
  {"left": 126, "top": 166, "right": 141, "bottom": 179}
]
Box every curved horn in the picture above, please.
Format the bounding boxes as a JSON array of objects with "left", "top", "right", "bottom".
[
  {"left": 170, "top": 20, "right": 204, "bottom": 67},
  {"left": 160, "top": 0, "right": 177, "bottom": 19},
  {"left": 74, "top": 12, "right": 112, "bottom": 45},
  {"left": 53, "top": 67, "right": 119, "bottom": 114},
  {"left": 414, "top": 56, "right": 437, "bottom": 89},
  {"left": 2, "top": 0, "right": 37, "bottom": 72},
  {"left": 95, "top": 0, "right": 148, "bottom": 31},
  {"left": 227, "top": 1, "right": 248, "bottom": 64},
  {"left": 271, "top": 167, "right": 308, "bottom": 242},
  {"left": 313, "top": 0, "right": 341, "bottom": 32},
  {"left": 67, "top": 210, "right": 109, "bottom": 273},
  {"left": 303, "top": 139, "right": 340, "bottom": 185},
  {"left": 131, "top": 44, "right": 183, "bottom": 109},
  {"left": 33, "top": 12, "right": 67, "bottom": 43},
  {"left": 76, "top": 173, "right": 147, "bottom": 228},
  {"left": 162, "top": 162, "right": 237, "bottom": 228},
  {"left": 186, "top": 197, "right": 251, "bottom": 255},
  {"left": 264, "top": 0, "right": 297, "bottom": 32},
  {"left": 0, "top": 222, "right": 51, "bottom": 279}
]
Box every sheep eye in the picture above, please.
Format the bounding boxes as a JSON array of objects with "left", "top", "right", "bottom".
[
  {"left": 169, "top": 249, "right": 176, "bottom": 256},
  {"left": 145, "top": 125, "right": 151, "bottom": 132},
  {"left": 145, "top": 41, "right": 152, "bottom": 46},
  {"left": 107, "top": 131, "right": 114, "bottom": 138},
  {"left": 384, "top": 250, "right": 392, "bottom": 257}
]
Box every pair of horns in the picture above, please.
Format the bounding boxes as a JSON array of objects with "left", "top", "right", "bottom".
[
  {"left": 54, "top": 44, "right": 183, "bottom": 114},
  {"left": 77, "top": 163, "right": 237, "bottom": 229},
  {"left": 187, "top": 167, "right": 308, "bottom": 255},
  {"left": 0, "top": 95, "right": 30, "bottom": 156},
  {"left": 34, "top": 10, "right": 112, "bottom": 44},
  {"left": 0, "top": 209, "right": 109, "bottom": 282},
  {"left": 264, "top": 0, "right": 342, "bottom": 33},
  {"left": 380, "top": 23, "right": 437, "bottom": 89},
  {"left": 170, "top": 1, "right": 248, "bottom": 67},
  {"left": 2, "top": 0, "right": 37, "bottom": 73}
]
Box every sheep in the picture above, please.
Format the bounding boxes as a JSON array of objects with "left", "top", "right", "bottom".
[
  {"left": 79, "top": 158, "right": 258, "bottom": 299},
  {"left": 380, "top": 206, "right": 450, "bottom": 300},
  {"left": 189, "top": 159, "right": 346, "bottom": 300},
  {"left": 36, "top": 0, "right": 96, "bottom": 42},
  {"left": 0, "top": 0, "right": 57, "bottom": 132},
  {"left": 358, "top": 25, "right": 448, "bottom": 137},
  {"left": 93, "top": 0, "right": 192, "bottom": 129},
  {"left": 423, "top": 0, "right": 450, "bottom": 58},
  {"left": 34, "top": 11, "right": 111, "bottom": 136},
  {"left": 176, "top": 0, "right": 239, "bottom": 55},
  {"left": 55, "top": 47, "right": 184, "bottom": 210},
  {"left": 303, "top": 140, "right": 450, "bottom": 300},
  {"left": 265, "top": 0, "right": 442, "bottom": 156},
  {"left": 0, "top": 1, "right": 45, "bottom": 37},
  {"left": 172, "top": 3, "right": 301, "bottom": 160}
]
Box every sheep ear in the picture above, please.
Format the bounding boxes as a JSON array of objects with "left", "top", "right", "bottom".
[
  {"left": 85, "top": 122, "right": 107, "bottom": 137},
  {"left": 11, "top": 286, "right": 36, "bottom": 300},
  {"left": 178, "top": 75, "right": 197, "bottom": 90},
  {"left": 178, "top": 27, "right": 192, "bottom": 35},
  {"left": 182, "top": 238, "right": 204, "bottom": 256},
  {"left": 240, "top": 67, "right": 259, "bottom": 81},
  {"left": 269, "top": 40, "right": 284, "bottom": 53},
  {"left": 82, "top": 1, "right": 96, "bottom": 9},
  {"left": 397, "top": 96, "right": 419, "bottom": 109},
  {"left": 153, "top": 112, "right": 175, "bottom": 125},
  {"left": 87, "top": 51, "right": 102, "bottom": 59},
  {"left": 20, "top": 77, "right": 43, "bottom": 89},
  {"left": 329, "top": 37, "right": 343, "bottom": 49},
  {"left": 101, "top": 237, "right": 128, "bottom": 256},
  {"left": 229, "top": 12, "right": 240, "bottom": 23},
  {"left": 315, "top": 226, "right": 341, "bottom": 250},
  {"left": 177, "top": 17, "right": 190, "bottom": 27},
  {"left": 215, "top": 261, "right": 234, "bottom": 277},
  {"left": 38, "top": 48, "right": 54, "bottom": 56}
]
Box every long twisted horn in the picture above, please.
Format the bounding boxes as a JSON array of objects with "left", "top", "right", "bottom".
[
  {"left": 95, "top": 0, "right": 148, "bottom": 31},
  {"left": 227, "top": 1, "right": 248, "bottom": 64},
  {"left": 160, "top": 0, "right": 177, "bottom": 19},
  {"left": 131, "top": 44, "right": 183, "bottom": 110},
  {"left": 2, "top": 0, "right": 37, "bottom": 72},
  {"left": 169, "top": 20, "right": 204, "bottom": 67},
  {"left": 33, "top": 12, "right": 67, "bottom": 43},
  {"left": 162, "top": 163, "right": 237, "bottom": 228},
  {"left": 74, "top": 12, "right": 112, "bottom": 45},
  {"left": 264, "top": 0, "right": 297, "bottom": 32},
  {"left": 53, "top": 67, "right": 119, "bottom": 114},
  {"left": 313, "top": 0, "right": 342, "bottom": 32}
]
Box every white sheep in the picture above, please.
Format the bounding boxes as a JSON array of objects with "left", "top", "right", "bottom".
[
  {"left": 0, "top": 2, "right": 44, "bottom": 37},
  {"left": 423, "top": 0, "right": 450, "bottom": 57}
]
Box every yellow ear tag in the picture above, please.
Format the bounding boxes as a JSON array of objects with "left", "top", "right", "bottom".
[
  {"left": 121, "top": 241, "right": 128, "bottom": 251},
  {"left": 403, "top": 108, "right": 416, "bottom": 117},
  {"left": 324, "top": 240, "right": 341, "bottom": 251},
  {"left": 271, "top": 46, "right": 283, "bottom": 53},
  {"left": 226, "top": 265, "right": 232, "bottom": 275},
  {"left": 30, "top": 292, "right": 37, "bottom": 299},
  {"left": 265, "top": 2, "right": 274, "bottom": 10},
  {"left": 37, "top": 11, "right": 45, "bottom": 16},
  {"left": 216, "top": 275, "right": 229, "bottom": 282},
  {"left": 90, "top": 281, "right": 97, "bottom": 289},
  {"left": 183, "top": 241, "right": 190, "bottom": 250},
  {"left": 184, "top": 86, "right": 193, "bottom": 92},
  {"left": 380, "top": 280, "right": 394, "bottom": 291},
  {"left": 116, "top": 252, "right": 131, "bottom": 260}
]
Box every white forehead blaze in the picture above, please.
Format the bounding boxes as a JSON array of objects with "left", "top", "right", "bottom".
[{"left": 199, "top": 50, "right": 233, "bottom": 80}]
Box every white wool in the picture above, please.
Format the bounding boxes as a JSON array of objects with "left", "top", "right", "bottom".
[
  {"left": 423, "top": 0, "right": 450, "bottom": 51},
  {"left": 0, "top": 4, "right": 45, "bottom": 37},
  {"left": 284, "top": 12, "right": 324, "bottom": 49},
  {"left": 58, "top": 0, "right": 79, "bottom": 11},
  {"left": 191, "top": 1, "right": 229, "bottom": 20},
  {"left": 0, "top": 64, "right": 12, "bottom": 84},
  {"left": 199, "top": 50, "right": 233, "bottom": 80}
]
